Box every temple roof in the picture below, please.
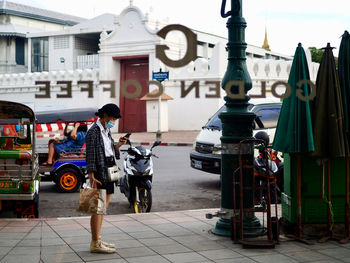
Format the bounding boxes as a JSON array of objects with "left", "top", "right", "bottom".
[{"left": 262, "top": 28, "right": 271, "bottom": 51}]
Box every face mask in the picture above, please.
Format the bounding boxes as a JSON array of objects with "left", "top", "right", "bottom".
[{"left": 106, "top": 120, "right": 115, "bottom": 129}]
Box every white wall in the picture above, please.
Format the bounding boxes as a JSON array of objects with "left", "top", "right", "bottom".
[
  {"left": 0, "top": 69, "right": 101, "bottom": 112},
  {"left": 48, "top": 35, "right": 74, "bottom": 71}
]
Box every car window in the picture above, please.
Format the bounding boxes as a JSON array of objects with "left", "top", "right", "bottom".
[
  {"left": 255, "top": 108, "right": 281, "bottom": 129},
  {"left": 204, "top": 106, "right": 225, "bottom": 130},
  {"left": 204, "top": 104, "right": 278, "bottom": 130},
  {"left": 204, "top": 104, "right": 254, "bottom": 130}
]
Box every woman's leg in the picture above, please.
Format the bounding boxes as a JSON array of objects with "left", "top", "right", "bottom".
[
  {"left": 46, "top": 142, "right": 56, "bottom": 164},
  {"left": 99, "top": 194, "right": 112, "bottom": 234},
  {"left": 90, "top": 214, "right": 103, "bottom": 241},
  {"left": 91, "top": 194, "right": 112, "bottom": 241}
]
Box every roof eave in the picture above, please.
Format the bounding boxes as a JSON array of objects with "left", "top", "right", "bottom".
[
  {"left": 0, "top": 32, "right": 26, "bottom": 37},
  {"left": 0, "top": 8, "right": 80, "bottom": 26}
]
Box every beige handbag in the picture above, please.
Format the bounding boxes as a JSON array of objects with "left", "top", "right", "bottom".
[
  {"left": 107, "top": 156, "right": 122, "bottom": 182},
  {"left": 77, "top": 188, "right": 107, "bottom": 214}
]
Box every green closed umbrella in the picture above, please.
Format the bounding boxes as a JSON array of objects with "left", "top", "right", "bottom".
[
  {"left": 273, "top": 43, "right": 314, "bottom": 154},
  {"left": 338, "top": 31, "right": 350, "bottom": 243},
  {"left": 339, "top": 31, "right": 350, "bottom": 133},
  {"left": 313, "top": 43, "right": 348, "bottom": 158},
  {"left": 313, "top": 43, "right": 349, "bottom": 242},
  {"left": 273, "top": 43, "right": 314, "bottom": 242}
]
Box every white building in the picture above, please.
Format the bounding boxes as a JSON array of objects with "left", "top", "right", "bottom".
[
  {"left": 0, "top": 0, "right": 85, "bottom": 74},
  {"left": 0, "top": 2, "right": 319, "bottom": 132}
]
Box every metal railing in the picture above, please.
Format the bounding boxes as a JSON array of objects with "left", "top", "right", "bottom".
[
  {"left": 58, "top": 148, "right": 86, "bottom": 159},
  {"left": 0, "top": 155, "right": 38, "bottom": 181},
  {"left": 76, "top": 54, "right": 99, "bottom": 70}
]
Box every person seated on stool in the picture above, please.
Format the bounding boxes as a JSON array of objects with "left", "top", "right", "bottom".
[{"left": 43, "top": 122, "right": 87, "bottom": 165}]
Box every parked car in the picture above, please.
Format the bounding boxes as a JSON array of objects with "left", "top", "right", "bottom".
[{"left": 190, "top": 100, "right": 282, "bottom": 174}]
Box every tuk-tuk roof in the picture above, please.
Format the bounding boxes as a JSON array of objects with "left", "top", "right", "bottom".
[
  {"left": 0, "top": 100, "right": 35, "bottom": 121},
  {"left": 36, "top": 108, "right": 98, "bottom": 124}
]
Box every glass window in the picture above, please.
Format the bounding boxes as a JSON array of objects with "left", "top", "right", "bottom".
[
  {"left": 15, "top": 37, "right": 25, "bottom": 65},
  {"left": 255, "top": 108, "right": 281, "bottom": 129},
  {"left": 31, "top": 37, "right": 49, "bottom": 72},
  {"left": 204, "top": 104, "right": 255, "bottom": 130},
  {"left": 204, "top": 106, "right": 225, "bottom": 130}
]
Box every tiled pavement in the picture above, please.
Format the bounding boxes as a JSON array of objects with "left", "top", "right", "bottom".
[{"left": 1, "top": 209, "right": 350, "bottom": 263}]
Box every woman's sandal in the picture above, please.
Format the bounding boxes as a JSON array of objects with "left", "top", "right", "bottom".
[{"left": 42, "top": 162, "right": 54, "bottom": 166}]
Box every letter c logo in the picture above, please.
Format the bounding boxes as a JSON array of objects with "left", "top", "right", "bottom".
[{"left": 156, "top": 24, "right": 197, "bottom": 68}]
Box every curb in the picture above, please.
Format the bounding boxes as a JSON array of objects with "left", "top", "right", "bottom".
[{"left": 35, "top": 134, "right": 194, "bottom": 147}]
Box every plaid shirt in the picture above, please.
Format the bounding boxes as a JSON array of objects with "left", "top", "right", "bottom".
[{"left": 85, "top": 122, "right": 120, "bottom": 184}]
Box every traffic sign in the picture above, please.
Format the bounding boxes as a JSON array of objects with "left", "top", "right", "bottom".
[{"left": 152, "top": 72, "right": 169, "bottom": 81}]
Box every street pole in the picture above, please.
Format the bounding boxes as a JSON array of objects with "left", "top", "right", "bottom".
[
  {"left": 157, "top": 84, "right": 162, "bottom": 141},
  {"left": 156, "top": 68, "right": 163, "bottom": 141},
  {"left": 212, "top": 0, "right": 260, "bottom": 237}
]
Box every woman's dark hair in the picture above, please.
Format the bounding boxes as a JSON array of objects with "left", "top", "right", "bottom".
[
  {"left": 95, "top": 104, "right": 122, "bottom": 119},
  {"left": 77, "top": 123, "right": 88, "bottom": 133},
  {"left": 95, "top": 109, "right": 104, "bottom": 118}
]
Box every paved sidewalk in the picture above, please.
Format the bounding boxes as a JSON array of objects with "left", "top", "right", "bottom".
[
  {"left": 113, "top": 131, "right": 199, "bottom": 146},
  {"left": 1, "top": 208, "right": 350, "bottom": 263}
]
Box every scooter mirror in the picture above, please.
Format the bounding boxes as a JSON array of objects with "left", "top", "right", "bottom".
[{"left": 151, "top": 140, "right": 161, "bottom": 149}]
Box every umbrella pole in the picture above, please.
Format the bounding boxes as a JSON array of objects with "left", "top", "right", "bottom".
[
  {"left": 340, "top": 156, "right": 350, "bottom": 244},
  {"left": 327, "top": 158, "right": 332, "bottom": 238},
  {"left": 297, "top": 154, "right": 302, "bottom": 239},
  {"left": 319, "top": 158, "right": 337, "bottom": 243},
  {"left": 286, "top": 154, "right": 313, "bottom": 244}
]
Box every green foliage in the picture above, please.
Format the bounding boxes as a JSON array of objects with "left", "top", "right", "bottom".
[{"left": 308, "top": 47, "right": 324, "bottom": 63}]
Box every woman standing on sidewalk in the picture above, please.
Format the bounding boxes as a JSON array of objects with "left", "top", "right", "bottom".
[{"left": 85, "top": 103, "right": 127, "bottom": 253}]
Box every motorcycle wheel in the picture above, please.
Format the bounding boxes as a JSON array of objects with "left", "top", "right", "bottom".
[{"left": 133, "top": 188, "right": 152, "bottom": 213}]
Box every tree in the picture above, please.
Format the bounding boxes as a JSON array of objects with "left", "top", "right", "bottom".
[{"left": 308, "top": 47, "right": 324, "bottom": 63}]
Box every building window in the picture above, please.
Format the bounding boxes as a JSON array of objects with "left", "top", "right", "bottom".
[
  {"left": 15, "top": 37, "right": 25, "bottom": 65},
  {"left": 31, "top": 37, "right": 48, "bottom": 72}
]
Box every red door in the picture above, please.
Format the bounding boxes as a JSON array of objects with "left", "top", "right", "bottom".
[{"left": 119, "top": 58, "right": 149, "bottom": 133}]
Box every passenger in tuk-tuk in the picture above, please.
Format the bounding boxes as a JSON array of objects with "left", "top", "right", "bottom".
[{"left": 43, "top": 122, "right": 87, "bottom": 165}]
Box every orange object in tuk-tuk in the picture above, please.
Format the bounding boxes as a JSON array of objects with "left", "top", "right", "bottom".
[{"left": 0, "top": 100, "right": 39, "bottom": 218}]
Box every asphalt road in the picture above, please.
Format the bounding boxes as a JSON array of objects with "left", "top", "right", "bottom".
[{"left": 38, "top": 146, "right": 221, "bottom": 218}]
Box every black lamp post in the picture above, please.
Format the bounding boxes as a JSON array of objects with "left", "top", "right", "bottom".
[{"left": 212, "top": 0, "right": 260, "bottom": 237}]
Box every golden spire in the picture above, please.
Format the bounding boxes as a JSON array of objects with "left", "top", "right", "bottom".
[{"left": 262, "top": 27, "right": 271, "bottom": 51}]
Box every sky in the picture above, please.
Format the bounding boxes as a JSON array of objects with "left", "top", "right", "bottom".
[{"left": 12, "top": 0, "right": 350, "bottom": 56}]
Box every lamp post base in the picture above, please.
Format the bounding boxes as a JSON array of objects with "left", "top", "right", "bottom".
[
  {"left": 212, "top": 218, "right": 231, "bottom": 237},
  {"left": 212, "top": 215, "right": 261, "bottom": 237}
]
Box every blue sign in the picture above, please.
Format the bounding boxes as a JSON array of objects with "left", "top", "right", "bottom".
[{"left": 152, "top": 72, "right": 169, "bottom": 81}]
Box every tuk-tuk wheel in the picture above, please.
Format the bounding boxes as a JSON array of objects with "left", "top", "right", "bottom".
[{"left": 56, "top": 168, "right": 82, "bottom": 193}]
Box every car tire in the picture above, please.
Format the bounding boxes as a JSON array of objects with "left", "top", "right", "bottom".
[{"left": 55, "top": 168, "right": 82, "bottom": 193}]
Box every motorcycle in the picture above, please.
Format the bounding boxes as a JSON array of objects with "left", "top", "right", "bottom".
[
  {"left": 254, "top": 146, "right": 284, "bottom": 204},
  {"left": 119, "top": 139, "right": 161, "bottom": 213}
]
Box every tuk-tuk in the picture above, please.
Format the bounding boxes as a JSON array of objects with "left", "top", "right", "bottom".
[
  {"left": 0, "top": 101, "right": 39, "bottom": 218},
  {"left": 36, "top": 108, "right": 97, "bottom": 193}
]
